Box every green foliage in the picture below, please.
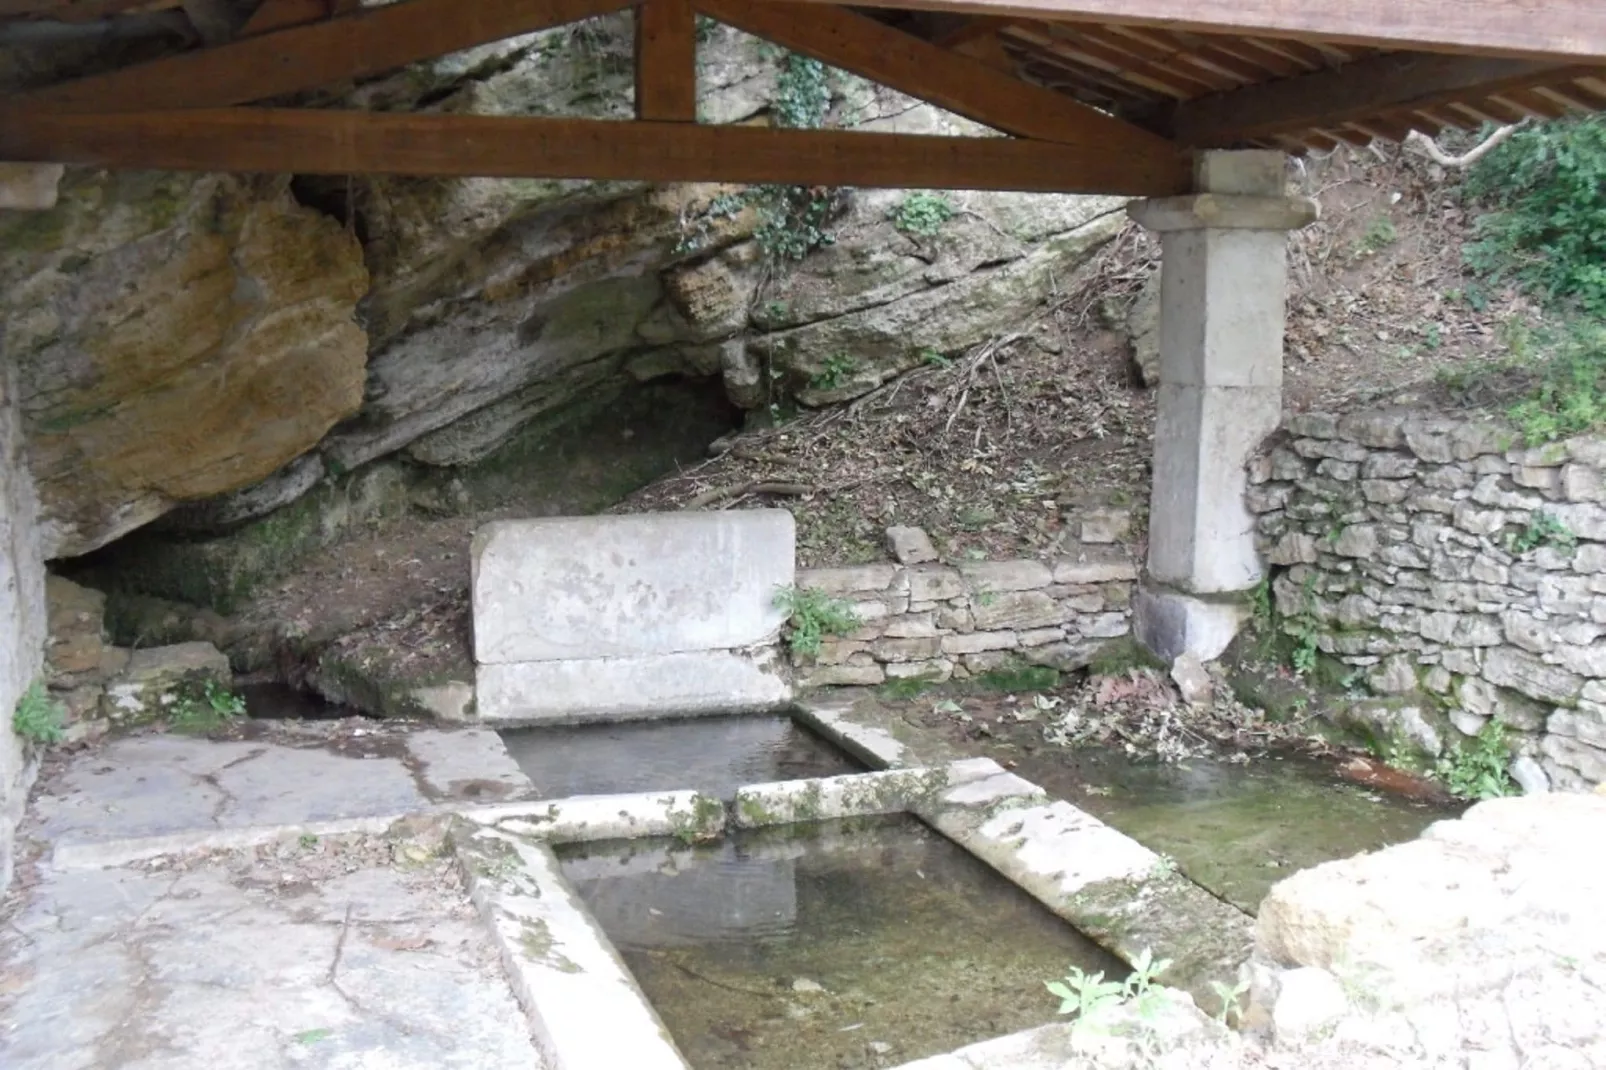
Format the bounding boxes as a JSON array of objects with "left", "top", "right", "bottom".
[
  {"left": 1047, "top": 949, "right": 1174, "bottom": 1038},
  {"left": 1357, "top": 215, "right": 1398, "bottom": 254},
  {"left": 1088, "top": 637, "right": 1167, "bottom": 678},
  {"left": 1507, "top": 510, "right": 1578, "bottom": 554},
  {"left": 774, "top": 586, "right": 862, "bottom": 658},
  {"left": 890, "top": 191, "right": 955, "bottom": 237},
  {"left": 170, "top": 679, "right": 247, "bottom": 735},
  {"left": 13, "top": 681, "right": 65, "bottom": 746},
  {"left": 1285, "top": 573, "right": 1322, "bottom": 677},
  {"left": 880, "top": 676, "right": 940, "bottom": 700},
  {"left": 809, "top": 352, "right": 857, "bottom": 390},
  {"left": 1464, "top": 115, "right": 1606, "bottom": 315},
  {"left": 920, "top": 347, "right": 952, "bottom": 369},
  {"left": 1505, "top": 320, "right": 1606, "bottom": 445},
  {"left": 1435, "top": 719, "right": 1518, "bottom": 800},
  {"left": 1209, "top": 978, "right": 1251, "bottom": 1028}
]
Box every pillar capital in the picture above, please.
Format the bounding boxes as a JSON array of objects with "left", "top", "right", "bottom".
[{"left": 1128, "top": 192, "right": 1319, "bottom": 233}]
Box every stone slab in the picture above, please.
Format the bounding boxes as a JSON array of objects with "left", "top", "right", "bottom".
[
  {"left": 476, "top": 649, "right": 791, "bottom": 723},
  {"left": 473, "top": 789, "right": 726, "bottom": 844},
  {"left": 0, "top": 839, "right": 545, "bottom": 1070},
  {"left": 453, "top": 822, "right": 690, "bottom": 1070},
  {"left": 24, "top": 726, "right": 535, "bottom": 862},
  {"left": 471, "top": 510, "right": 794, "bottom": 665}
]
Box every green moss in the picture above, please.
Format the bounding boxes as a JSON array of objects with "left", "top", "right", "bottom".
[
  {"left": 1087, "top": 638, "right": 1166, "bottom": 677},
  {"left": 666, "top": 792, "right": 726, "bottom": 845}
]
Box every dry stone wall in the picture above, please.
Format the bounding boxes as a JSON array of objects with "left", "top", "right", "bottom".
[
  {"left": 1249, "top": 409, "right": 1606, "bottom": 791},
  {"left": 794, "top": 528, "right": 1138, "bottom": 687}
]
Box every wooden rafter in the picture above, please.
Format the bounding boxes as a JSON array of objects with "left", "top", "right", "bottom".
[
  {"left": 1171, "top": 53, "right": 1572, "bottom": 145},
  {"left": 775, "top": 0, "right": 1606, "bottom": 62},
  {"left": 695, "top": 0, "right": 1183, "bottom": 163},
  {"left": 0, "top": 107, "right": 1193, "bottom": 194},
  {"left": 12, "top": 0, "right": 634, "bottom": 113},
  {"left": 635, "top": 0, "right": 697, "bottom": 121}
]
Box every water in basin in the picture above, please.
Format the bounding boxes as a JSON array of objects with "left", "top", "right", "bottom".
[
  {"left": 557, "top": 815, "right": 1118, "bottom": 1070},
  {"left": 500, "top": 714, "right": 864, "bottom": 799}
]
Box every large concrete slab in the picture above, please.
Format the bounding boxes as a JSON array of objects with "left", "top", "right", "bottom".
[
  {"left": 477, "top": 649, "right": 791, "bottom": 723},
  {"left": 472, "top": 510, "right": 794, "bottom": 665}
]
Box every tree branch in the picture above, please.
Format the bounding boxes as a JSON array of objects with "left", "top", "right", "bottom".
[{"left": 1405, "top": 121, "right": 1528, "bottom": 170}]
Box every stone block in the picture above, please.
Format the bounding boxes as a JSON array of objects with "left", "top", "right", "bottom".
[
  {"left": 800, "top": 663, "right": 885, "bottom": 687},
  {"left": 1361, "top": 479, "right": 1410, "bottom": 505},
  {"left": 1017, "top": 627, "right": 1066, "bottom": 647},
  {"left": 1024, "top": 640, "right": 1101, "bottom": 672},
  {"left": 907, "top": 566, "right": 964, "bottom": 603},
  {"left": 1556, "top": 644, "right": 1606, "bottom": 679},
  {"left": 1562, "top": 464, "right": 1604, "bottom": 502},
  {"left": 1483, "top": 648, "right": 1584, "bottom": 707},
  {"left": 1051, "top": 551, "right": 1138, "bottom": 585},
  {"left": 1362, "top": 452, "right": 1417, "bottom": 479},
  {"left": 958, "top": 559, "right": 1053, "bottom": 594},
  {"left": 885, "top": 526, "right": 938, "bottom": 565},
  {"left": 1332, "top": 524, "right": 1378, "bottom": 558},
  {"left": 1549, "top": 707, "right": 1606, "bottom": 749},
  {"left": 1315, "top": 458, "right": 1359, "bottom": 481},
  {"left": 1269, "top": 447, "right": 1309, "bottom": 481},
  {"left": 936, "top": 605, "right": 972, "bottom": 631},
  {"left": 0, "top": 163, "right": 64, "bottom": 210},
  {"left": 882, "top": 612, "right": 939, "bottom": 639},
  {"left": 872, "top": 637, "right": 943, "bottom": 662},
  {"left": 971, "top": 591, "right": 1064, "bottom": 632},
  {"left": 1133, "top": 587, "right": 1248, "bottom": 662},
  {"left": 1339, "top": 412, "right": 1408, "bottom": 449},
  {"left": 1080, "top": 613, "right": 1131, "bottom": 639},
  {"left": 1078, "top": 507, "right": 1132, "bottom": 544},
  {"left": 1286, "top": 413, "right": 1340, "bottom": 439},
  {"left": 884, "top": 659, "right": 953, "bottom": 683},
  {"left": 472, "top": 511, "right": 793, "bottom": 665},
  {"left": 1266, "top": 532, "right": 1318, "bottom": 566},
  {"left": 102, "top": 642, "right": 232, "bottom": 726},
  {"left": 477, "top": 650, "right": 791, "bottom": 721},
  {"left": 1540, "top": 733, "right": 1606, "bottom": 784},
  {"left": 941, "top": 632, "right": 1019, "bottom": 655},
  {"left": 1501, "top": 611, "right": 1554, "bottom": 654}
]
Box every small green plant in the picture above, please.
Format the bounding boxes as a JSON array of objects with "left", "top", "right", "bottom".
[
  {"left": 809, "top": 352, "right": 857, "bottom": 390},
  {"left": 1208, "top": 978, "right": 1251, "bottom": 1028},
  {"left": 170, "top": 679, "right": 247, "bottom": 735},
  {"left": 1357, "top": 215, "right": 1398, "bottom": 254},
  {"left": 1285, "top": 573, "right": 1322, "bottom": 677},
  {"left": 774, "top": 586, "right": 862, "bottom": 658},
  {"left": 1507, "top": 510, "right": 1578, "bottom": 554},
  {"left": 890, "top": 191, "right": 955, "bottom": 237},
  {"left": 881, "top": 676, "right": 940, "bottom": 700},
  {"left": 1047, "top": 948, "right": 1174, "bottom": 1040},
  {"left": 920, "top": 347, "right": 952, "bottom": 369},
  {"left": 1436, "top": 720, "right": 1518, "bottom": 800},
  {"left": 12, "top": 681, "right": 65, "bottom": 745},
  {"left": 299, "top": 833, "right": 319, "bottom": 850}
]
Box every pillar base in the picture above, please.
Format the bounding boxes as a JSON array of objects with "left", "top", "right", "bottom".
[{"left": 1133, "top": 585, "right": 1249, "bottom": 663}]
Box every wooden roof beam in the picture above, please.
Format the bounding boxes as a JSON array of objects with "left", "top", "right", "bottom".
[
  {"left": 0, "top": 106, "right": 1192, "bottom": 195},
  {"left": 694, "top": 0, "right": 1186, "bottom": 169},
  {"left": 635, "top": 0, "right": 697, "bottom": 121},
  {"left": 770, "top": 0, "right": 1606, "bottom": 63},
  {"left": 1170, "top": 52, "right": 1573, "bottom": 146},
  {"left": 13, "top": 0, "right": 634, "bottom": 113}
]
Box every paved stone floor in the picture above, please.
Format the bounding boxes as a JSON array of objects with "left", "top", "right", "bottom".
[
  {"left": 0, "top": 829, "right": 546, "bottom": 1069},
  {"left": 25, "top": 723, "right": 534, "bottom": 866}
]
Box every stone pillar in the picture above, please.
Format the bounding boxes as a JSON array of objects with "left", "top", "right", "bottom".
[
  {"left": 1128, "top": 151, "right": 1317, "bottom": 662},
  {"left": 0, "top": 339, "right": 47, "bottom": 892},
  {"left": 0, "top": 163, "right": 65, "bottom": 211}
]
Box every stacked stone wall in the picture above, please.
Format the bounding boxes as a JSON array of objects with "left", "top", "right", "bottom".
[
  {"left": 795, "top": 538, "right": 1138, "bottom": 687},
  {"left": 1250, "top": 409, "right": 1606, "bottom": 791}
]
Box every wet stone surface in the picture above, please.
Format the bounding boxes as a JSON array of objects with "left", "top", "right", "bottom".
[
  {"left": 557, "top": 815, "right": 1121, "bottom": 1070},
  {"left": 500, "top": 714, "right": 864, "bottom": 800}
]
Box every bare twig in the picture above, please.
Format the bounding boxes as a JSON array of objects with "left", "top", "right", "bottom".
[
  {"left": 1405, "top": 122, "right": 1526, "bottom": 170},
  {"left": 683, "top": 480, "right": 812, "bottom": 510}
]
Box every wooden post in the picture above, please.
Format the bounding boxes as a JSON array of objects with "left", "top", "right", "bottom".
[{"left": 636, "top": 0, "right": 698, "bottom": 122}]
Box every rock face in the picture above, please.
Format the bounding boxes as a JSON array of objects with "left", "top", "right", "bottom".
[
  {"left": 0, "top": 21, "right": 1128, "bottom": 564},
  {"left": 2, "top": 172, "right": 369, "bottom": 558}
]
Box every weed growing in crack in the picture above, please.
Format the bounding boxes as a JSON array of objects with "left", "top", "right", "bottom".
[
  {"left": 1047, "top": 948, "right": 1174, "bottom": 1054},
  {"left": 809, "top": 352, "right": 857, "bottom": 390},
  {"left": 1507, "top": 509, "right": 1578, "bottom": 554},
  {"left": 1436, "top": 719, "right": 1518, "bottom": 800},
  {"left": 170, "top": 679, "right": 247, "bottom": 735},
  {"left": 12, "top": 680, "right": 65, "bottom": 745},
  {"left": 773, "top": 585, "right": 861, "bottom": 658},
  {"left": 890, "top": 191, "right": 955, "bottom": 237}
]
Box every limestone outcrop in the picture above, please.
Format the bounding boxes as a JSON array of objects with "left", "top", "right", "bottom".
[{"left": 0, "top": 21, "right": 1127, "bottom": 562}]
